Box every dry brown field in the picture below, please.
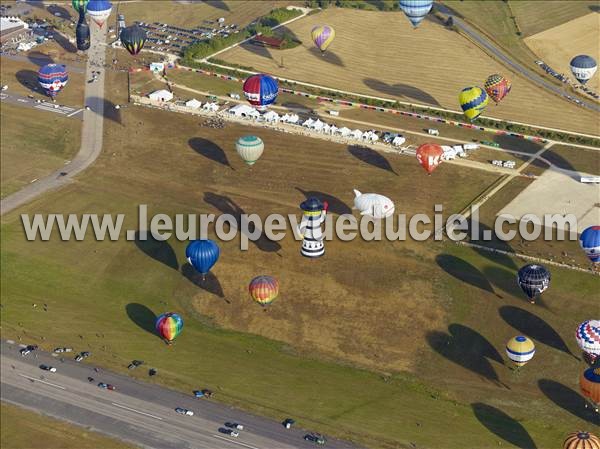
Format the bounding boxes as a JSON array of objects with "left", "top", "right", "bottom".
[
  {"left": 219, "top": 8, "right": 599, "bottom": 135},
  {"left": 525, "top": 13, "right": 600, "bottom": 92}
]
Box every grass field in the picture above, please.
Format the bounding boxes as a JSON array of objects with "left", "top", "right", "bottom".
[
  {"left": 524, "top": 13, "right": 600, "bottom": 92},
  {"left": 544, "top": 144, "right": 600, "bottom": 175},
  {"left": 2, "top": 68, "right": 599, "bottom": 449},
  {"left": 0, "top": 403, "right": 137, "bottom": 449},
  {"left": 218, "top": 8, "right": 598, "bottom": 135},
  {"left": 509, "top": 1, "right": 599, "bottom": 37},
  {"left": 0, "top": 104, "right": 81, "bottom": 198}
]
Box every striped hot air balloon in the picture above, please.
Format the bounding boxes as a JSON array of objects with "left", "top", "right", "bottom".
[
  {"left": 517, "top": 264, "right": 550, "bottom": 303},
  {"left": 576, "top": 320, "right": 600, "bottom": 366},
  {"left": 72, "top": 0, "right": 89, "bottom": 13},
  {"left": 580, "top": 226, "right": 600, "bottom": 263},
  {"left": 398, "top": 0, "right": 433, "bottom": 28},
  {"left": 249, "top": 275, "right": 279, "bottom": 307},
  {"left": 311, "top": 25, "right": 335, "bottom": 53},
  {"left": 235, "top": 135, "right": 264, "bottom": 166},
  {"left": 484, "top": 74, "right": 512, "bottom": 104},
  {"left": 120, "top": 25, "right": 147, "bottom": 56},
  {"left": 506, "top": 335, "right": 535, "bottom": 367},
  {"left": 155, "top": 312, "right": 183, "bottom": 342},
  {"left": 459, "top": 87, "right": 489, "bottom": 121},
  {"left": 563, "top": 431, "right": 600, "bottom": 449},
  {"left": 243, "top": 74, "right": 278, "bottom": 111},
  {"left": 38, "top": 64, "right": 68, "bottom": 98},
  {"left": 580, "top": 367, "right": 600, "bottom": 412}
]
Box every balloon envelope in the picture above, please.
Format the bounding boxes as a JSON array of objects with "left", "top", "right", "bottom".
[
  {"left": 506, "top": 335, "right": 535, "bottom": 366},
  {"left": 576, "top": 320, "right": 600, "bottom": 364},
  {"left": 570, "top": 55, "right": 597, "bottom": 85},
  {"left": 484, "top": 74, "right": 511, "bottom": 103},
  {"left": 76, "top": 10, "right": 91, "bottom": 51},
  {"left": 87, "top": 0, "right": 112, "bottom": 27},
  {"left": 243, "top": 74, "right": 278, "bottom": 111},
  {"left": 563, "top": 431, "right": 600, "bottom": 449},
  {"left": 398, "top": 0, "right": 433, "bottom": 27},
  {"left": 580, "top": 226, "right": 600, "bottom": 263},
  {"left": 235, "top": 135, "right": 264, "bottom": 165},
  {"left": 186, "top": 239, "right": 220, "bottom": 275},
  {"left": 155, "top": 312, "right": 183, "bottom": 341},
  {"left": 249, "top": 275, "right": 279, "bottom": 307},
  {"left": 38, "top": 64, "right": 68, "bottom": 98},
  {"left": 72, "top": 0, "right": 89, "bottom": 13},
  {"left": 311, "top": 25, "right": 335, "bottom": 52},
  {"left": 120, "top": 25, "right": 147, "bottom": 56},
  {"left": 459, "top": 86, "right": 489, "bottom": 121},
  {"left": 580, "top": 367, "right": 600, "bottom": 409},
  {"left": 517, "top": 264, "right": 550, "bottom": 300},
  {"left": 353, "top": 190, "right": 395, "bottom": 219},
  {"left": 416, "top": 143, "right": 443, "bottom": 174}
]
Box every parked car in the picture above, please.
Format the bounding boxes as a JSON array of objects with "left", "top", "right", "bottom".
[
  {"left": 128, "top": 360, "right": 144, "bottom": 369},
  {"left": 39, "top": 364, "right": 57, "bottom": 373},
  {"left": 304, "top": 434, "right": 327, "bottom": 445},
  {"left": 283, "top": 418, "right": 295, "bottom": 429},
  {"left": 193, "top": 389, "right": 213, "bottom": 399},
  {"left": 218, "top": 428, "right": 239, "bottom": 437},
  {"left": 98, "top": 383, "right": 116, "bottom": 390},
  {"left": 225, "top": 422, "right": 244, "bottom": 431},
  {"left": 175, "top": 407, "right": 194, "bottom": 416}
]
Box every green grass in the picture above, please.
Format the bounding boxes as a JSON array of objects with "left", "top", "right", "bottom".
[
  {"left": 0, "top": 403, "right": 137, "bottom": 449},
  {"left": 0, "top": 104, "right": 81, "bottom": 198}
]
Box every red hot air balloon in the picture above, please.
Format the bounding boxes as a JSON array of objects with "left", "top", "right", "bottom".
[{"left": 416, "top": 143, "right": 444, "bottom": 174}]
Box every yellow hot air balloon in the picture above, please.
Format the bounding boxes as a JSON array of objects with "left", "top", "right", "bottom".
[
  {"left": 506, "top": 335, "right": 535, "bottom": 367},
  {"left": 459, "top": 86, "right": 489, "bottom": 121},
  {"left": 311, "top": 25, "right": 335, "bottom": 53},
  {"left": 563, "top": 431, "right": 600, "bottom": 449}
]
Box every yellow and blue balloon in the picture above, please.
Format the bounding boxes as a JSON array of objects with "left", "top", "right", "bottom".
[
  {"left": 459, "top": 86, "right": 489, "bottom": 121},
  {"left": 506, "top": 335, "right": 535, "bottom": 367}
]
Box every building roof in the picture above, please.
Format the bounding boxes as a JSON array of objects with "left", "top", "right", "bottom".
[
  {"left": 149, "top": 89, "right": 173, "bottom": 99},
  {"left": 252, "top": 34, "right": 284, "bottom": 48}
]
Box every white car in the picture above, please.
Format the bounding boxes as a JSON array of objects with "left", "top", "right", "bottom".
[{"left": 175, "top": 408, "right": 194, "bottom": 416}]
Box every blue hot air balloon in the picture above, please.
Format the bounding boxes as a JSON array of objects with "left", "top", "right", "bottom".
[
  {"left": 186, "top": 239, "right": 220, "bottom": 276},
  {"left": 38, "top": 64, "right": 68, "bottom": 98},
  {"left": 243, "top": 74, "right": 278, "bottom": 111},
  {"left": 87, "top": 0, "right": 112, "bottom": 27},
  {"left": 570, "top": 55, "right": 597, "bottom": 85},
  {"left": 580, "top": 226, "right": 600, "bottom": 263},
  {"left": 398, "top": 0, "right": 433, "bottom": 28},
  {"left": 517, "top": 264, "right": 550, "bottom": 303}
]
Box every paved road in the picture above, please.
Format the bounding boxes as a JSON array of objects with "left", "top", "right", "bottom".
[
  {"left": 1, "top": 341, "right": 359, "bottom": 449},
  {"left": 1, "top": 24, "right": 108, "bottom": 216},
  {"left": 1, "top": 91, "right": 83, "bottom": 119},
  {"left": 434, "top": 4, "right": 600, "bottom": 114}
]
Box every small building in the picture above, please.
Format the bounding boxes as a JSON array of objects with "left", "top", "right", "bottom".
[
  {"left": 185, "top": 98, "right": 202, "bottom": 109},
  {"left": 252, "top": 34, "right": 285, "bottom": 49},
  {"left": 1, "top": 16, "right": 30, "bottom": 45},
  {"left": 203, "top": 102, "right": 220, "bottom": 112},
  {"left": 228, "top": 103, "right": 258, "bottom": 117},
  {"left": 148, "top": 89, "right": 173, "bottom": 102}
]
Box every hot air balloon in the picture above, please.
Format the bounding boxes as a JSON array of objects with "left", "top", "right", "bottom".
[
  {"left": 484, "top": 74, "right": 511, "bottom": 104},
  {"left": 243, "top": 74, "right": 278, "bottom": 111},
  {"left": 311, "top": 25, "right": 335, "bottom": 53},
  {"left": 38, "top": 64, "right": 68, "bottom": 98},
  {"left": 155, "top": 312, "right": 183, "bottom": 343},
  {"left": 564, "top": 431, "right": 600, "bottom": 449},
  {"left": 120, "top": 25, "right": 147, "bottom": 56},
  {"left": 87, "top": 0, "right": 112, "bottom": 27},
  {"left": 506, "top": 335, "right": 535, "bottom": 367},
  {"left": 580, "top": 226, "right": 600, "bottom": 263},
  {"left": 76, "top": 8, "right": 91, "bottom": 51},
  {"left": 235, "top": 135, "right": 264, "bottom": 166},
  {"left": 186, "top": 239, "right": 219, "bottom": 277},
  {"left": 580, "top": 367, "right": 600, "bottom": 412},
  {"left": 398, "top": 0, "right": 433, "bottom": 28},
  {"left": 577, "top": 320, "right": 600, "bottom": 366},
  {"left": 459, "top": 87, "right": 489, "bottom": 121},
  {"left": 249, "top": 275, "right": 279, "bottom": 307},
  {"left": 570, "top": 55, "right": 598, "bottom": 85},
  {"left": 517, "top": 264, "right": 550, "bottom": 303},
  {"left": 72, "top": 0, "right": 89, "bottom": 13},
  {"left": 416, "top": 143, "right": 444, "bottom": 174},
  {"left": 353, "top": 190, "right": 395, "bottom": 219}
]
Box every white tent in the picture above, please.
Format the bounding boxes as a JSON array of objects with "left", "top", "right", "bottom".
[
  {"left": 369, "top": 133, "right": 379, "bottom": 142},
  {"left": 312, "top": 119, "right": 324, "bottom": 131},
  {"left": 302, "top": 118, "right": 314, "bottom": 128},
  {"left": 185, "top": 98, "right": 202, "bottom": 109},
  {"left": 323, "top": 124, "right": 331, "bottom": 134},
  {"left": 287, "top": 114, "right": 299, "bottom": 124},
  {"left": 392, "top": 136, "right": 406, "bottom": 146},
  {"left": 263, "top": 110, "right": 280, "bottom": 122},
  {"left": 329, "top": 125, "right": 338, "bottom": 135},
  {"left": 228, "top": 104, "right": 257, "bottom": 117},
  {"left": 203, "top": 102, "right": 219, "bottom": 112},
  {"left": 148, "top": 89, "right": 173, "bottom": 102},
  {"left": 351, "top": 129, "right": 363, "bottom": 139},
  {"left": 338, "top": 127, "right": 351, "bottom": 137},
  {"left": 280, "top": 113, "right": 291, "bottom": 123}
]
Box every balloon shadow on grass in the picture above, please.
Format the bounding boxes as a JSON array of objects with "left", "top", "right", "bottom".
[
  {"left": 363, "top": 78, "right": 441, "bottom": 106},
  {"left": 26, "top": 51, "right": 55, "bottom": 67},
  {"left": 499, "top": 306, "right": 575, "bottom": 358},
  {"left": 308, "top": 46, "right": 344, "bottom": 67},
  {"left": 348, "top": 145, "right": 397, "bottom": 176},
  {"left": 47, "top": 4, "right": 73, "bottom": 22},
  {"left": 472, "top": 403, "right": 537, "bottom": 449},
  {"left": 203, "top": 192, "right": 281, "bottom": 253},
  {"left": 133, "top": 231, "right": 178, "bottom": 270},
  {"left": 15, "top": 70, "right": 42, "bottom": 95},
  {"left": 238, "top": 41, "right": 273, "bottom": 62},
  {"left": 86, "top": 97, "right": 122, "bottom": 124},
  {"left": 202, "top": 0, "right": 230, "bottom": 12},
  {"left": 538, "top": 379, "right": 599, "bottom": 426},
  {"left": 436, "top": 254, "right": 496, "bottom": 295},
  {"left": 468, "top": 222, "right": 519, "bottom": 270},
  {"left": 181, "top": 264, "right": 228, "bottom": 303},
  {"left": 53, "top": 32, "right": 78, "bottom": 54},
  {"left": 126, "top": 303, "right": 157, "bottom": 336},
  {"left": 189, "top": 138, "right": 232, "bottom": 169},
  {"left": 426, "top": 324, "right": 505, "bottom": 385},
  {"left": 296, "top": 187, "right": 352, "bottom": 216},
  {"left": 483, "top": 266, "right": 550, "bottom": 308}
]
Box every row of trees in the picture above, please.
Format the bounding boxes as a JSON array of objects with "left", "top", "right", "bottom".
[{"left": 306, "top": 0, "right": 399, "bottom": 11}]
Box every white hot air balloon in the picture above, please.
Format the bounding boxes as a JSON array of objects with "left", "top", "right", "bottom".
[
  {"left": 235, "top": 135, "right": 264, "bottom": 166},
  {"left": 87, "top": 0, "right": 112, "bottom": 27},
  {"left": 353, "top": 189, "right": 395, "bottom": 219}
]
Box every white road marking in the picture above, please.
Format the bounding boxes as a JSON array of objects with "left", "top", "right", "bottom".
[
  {"left": 211, "top": 434, "right": 261, "bottom": 449},
  {"left": 18, "top": 344, "right": 26, "bottom": 348},
  {"left": 67, "top": 108, "right": 83, "bottom": 117},
  {"left": 17, "top": 98, "right": 28, "bottom": 103},
  {"left": 18, "top": 374, "right": 66, "bottom": 390},
  {"left": 110, "top": 402, "right": 163, "bottom": 420},
  {"left": 35, "top": 104, "right": 68, "bottom": 114}
]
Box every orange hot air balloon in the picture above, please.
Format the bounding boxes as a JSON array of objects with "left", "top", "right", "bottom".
[
  {"left": 416, "top": 143, "right": 444, "bottom": 174},
  {"left": 580, "top": 367, "right": 600, "bottom": 412},
  {"left": 249, "top": 275, "right": 279, "bottom": 307}
]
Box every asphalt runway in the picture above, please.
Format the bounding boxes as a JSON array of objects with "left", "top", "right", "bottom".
[
  {"left": 0, "top": 91, "right": 83, "bottom": 119},
  {"left": 1, "top": 341, "right": 359, "bottom": 449}
]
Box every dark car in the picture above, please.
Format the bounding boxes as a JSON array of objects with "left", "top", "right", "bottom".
[
  {"left": 283, "top": 418, "right": 295, "bottom": 429},
  {"left": 304, "top": 434, "right": 327, "bottom": 445}
]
